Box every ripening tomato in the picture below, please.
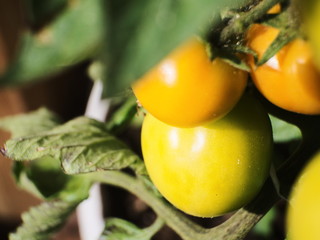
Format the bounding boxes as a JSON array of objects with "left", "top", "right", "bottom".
[
  {"left": 286, "top": 152, "right": 320, "bottom": 240},
  {"left": 247, "top": 24, "right": 320, "bottom": 115},
  {"left": 141, "top": 94, "right": 273, "bottom": 217},
  {"left": 132, "top": 38, "right": 248, "bottom": 127}
]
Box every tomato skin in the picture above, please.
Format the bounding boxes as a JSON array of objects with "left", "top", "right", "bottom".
[
  {"left": 306, "top": 0, "right": 320, "bottom": 70},
  {"left": 287, "top": 153, "right": 320, "bottom": 240},
  {"left": 132, "top": 38, "right": 248, "bottom": 128},
  {"left": 247, "top": 24, "right": 320, "bottom": 115},
  {"left": 141, "top": 94, "right": 273, "bottom": 217}
]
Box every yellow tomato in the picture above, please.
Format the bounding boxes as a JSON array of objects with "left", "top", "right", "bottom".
[
  {"left": 306, "top": 0, "right": 320, "bottom": 70},
  {"left": 286, "top": 152, "right": 320, "bottom": 240},
  {"left": 247, "top": 24, "right": 320, "bottom": 115},
  {"left": 132, "top": 38, "right": 248, "bottom": 127},
  {"left": 141, "top": 94, "right": 273, "bottom": 217}
]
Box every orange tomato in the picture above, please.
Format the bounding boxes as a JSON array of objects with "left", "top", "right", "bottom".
[
  {"left": 247, "top": 24, "right": 320, "bottom": 115},
  {"left": 132, "top": 38, "right": 247, "bottom": 127}
]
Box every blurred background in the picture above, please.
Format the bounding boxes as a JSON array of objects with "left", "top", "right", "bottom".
[{"left": 0, "top": 0, "right": 90, "bottom": 238}]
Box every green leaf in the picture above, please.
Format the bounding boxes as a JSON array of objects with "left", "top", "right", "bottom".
[
  {"left": 9, "top": 200, "right": 79, "bottom": 240},
  {"left": 100, "top": 217, "right": 164, "bottom": 240},
  {"left": 102, "top": 0, "right": 253, "bottom": 96},
  {"left": 13, "top": 156, "right": 92, "bottom": 202},
  {"left": 0, "top": 108, "right": 60, "bottom": 138},
  {"left": 1, "top": 0, "right": 105, "bottom": 85},
  {"left": 5, "top": 117, "right": 146, "bottom": 175},
  {"left": 270, "top": 115, "right": 302, "bottom": 142},
  {"left": 106, "top": 96, "right": 138, "bottom": 134}
]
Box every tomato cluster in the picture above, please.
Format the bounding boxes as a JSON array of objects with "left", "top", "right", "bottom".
[
  {"left": 132, "top": 15, "right": 320, "bottom": 219},
  {"left": 132, "top": 37, "right": 274, "bottom": 218}
]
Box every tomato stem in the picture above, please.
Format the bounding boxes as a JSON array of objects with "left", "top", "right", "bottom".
[
  {"left": 91, "top": 171, "right": 208, "bottom": 240},
  {"left": 92, "top": 170, "right": 280, "bottom": 240},
  {"left": 219, "top": 0, "right": 285, "bottom": 43}
]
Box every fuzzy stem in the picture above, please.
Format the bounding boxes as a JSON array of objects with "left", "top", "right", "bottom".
[
  {"left": 92, "top": 170, "right": 280, "bottom": 240},
  {"left": 220, "top": 0, "right": 284, "bottom": 43},
  {"left": 92, "top": 172, "right": 208, "bottom": 240}
]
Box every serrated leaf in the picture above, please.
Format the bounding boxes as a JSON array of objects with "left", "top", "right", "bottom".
[
  {"left": 5, "top": 117, "right": 146, "bottom": 175},
  {"left": 270, "top": 115, "right": 302, "bottom": 142},
  {"left": 0, "top": 108, "right": 60, "bottom": 138},
  {"left": 102, "top": 0, "right": 253, "bottom": 96},
  {"left": 100, "top": 217, "right": 164, "bottom": 240},
  {"left": 1, "top": 0, "right": 104, "bottom": 85},
  {"left": 13, "top": 156, "right": 92, "bottom": 202},
  {"left": 9, "top": 200, "right": 79, "bottom": 240}
]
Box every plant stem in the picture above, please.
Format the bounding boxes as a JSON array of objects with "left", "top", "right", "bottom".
[
  {"left": 92, "top": 170, "right": 279, "bottom": 240},
  {"left": 220, "top": 0, "right": 284, "bottom": 43},
  {"left": 141, "top": 217, "right": 165, "bottom": 239},
  {"left": 206, "top": 179, "right": 279, "bottom": 240},
  {"left": 92, "top": 171, "right": 208, "bottom": 240}
]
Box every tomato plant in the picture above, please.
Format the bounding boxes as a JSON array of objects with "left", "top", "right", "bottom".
[
  {"left": 141, "top": 94, "right": 273, "bottom": 217},
  {"left": 247, "top": 24, "right": 320, "bottom": 115},
  {"left": 286, "top": 152, "right": 320, "bottom": 240},
  {"left": 1, "top": 0, "right": 320, "bottom": 240},
  {"left": 132, "top": 38, "right": 247, "bottom": 127}
]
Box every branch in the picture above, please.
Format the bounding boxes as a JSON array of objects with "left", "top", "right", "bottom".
[
  {"left": 92, "top": 170, "right": 279, "bottom": 240},
  {"left": 92, "top": 172, "right": 207, "bottom": 240},
  {"left": 219, "top": 0, "right": 284, "bottom": 43}
]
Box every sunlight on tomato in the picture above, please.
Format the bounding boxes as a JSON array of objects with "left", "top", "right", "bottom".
[
  {"left": 141, "top": 94, "right": 273, "bottom": 217},
  {"left": 247, "top": 24, "right": 320, "bottom": 115},
  {"left": 132, "top": 38, "right": 247, "bottom": 128},
  {"left": 286, "top": 152, "right": 320, "bottom": 240}
]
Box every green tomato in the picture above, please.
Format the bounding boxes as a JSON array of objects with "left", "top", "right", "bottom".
[
  {"left": 286, "top": 152, "right": 320, "bottom": 240},
  {"left": 141, "top": 94, "right": 273, "bottom": 217}
]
